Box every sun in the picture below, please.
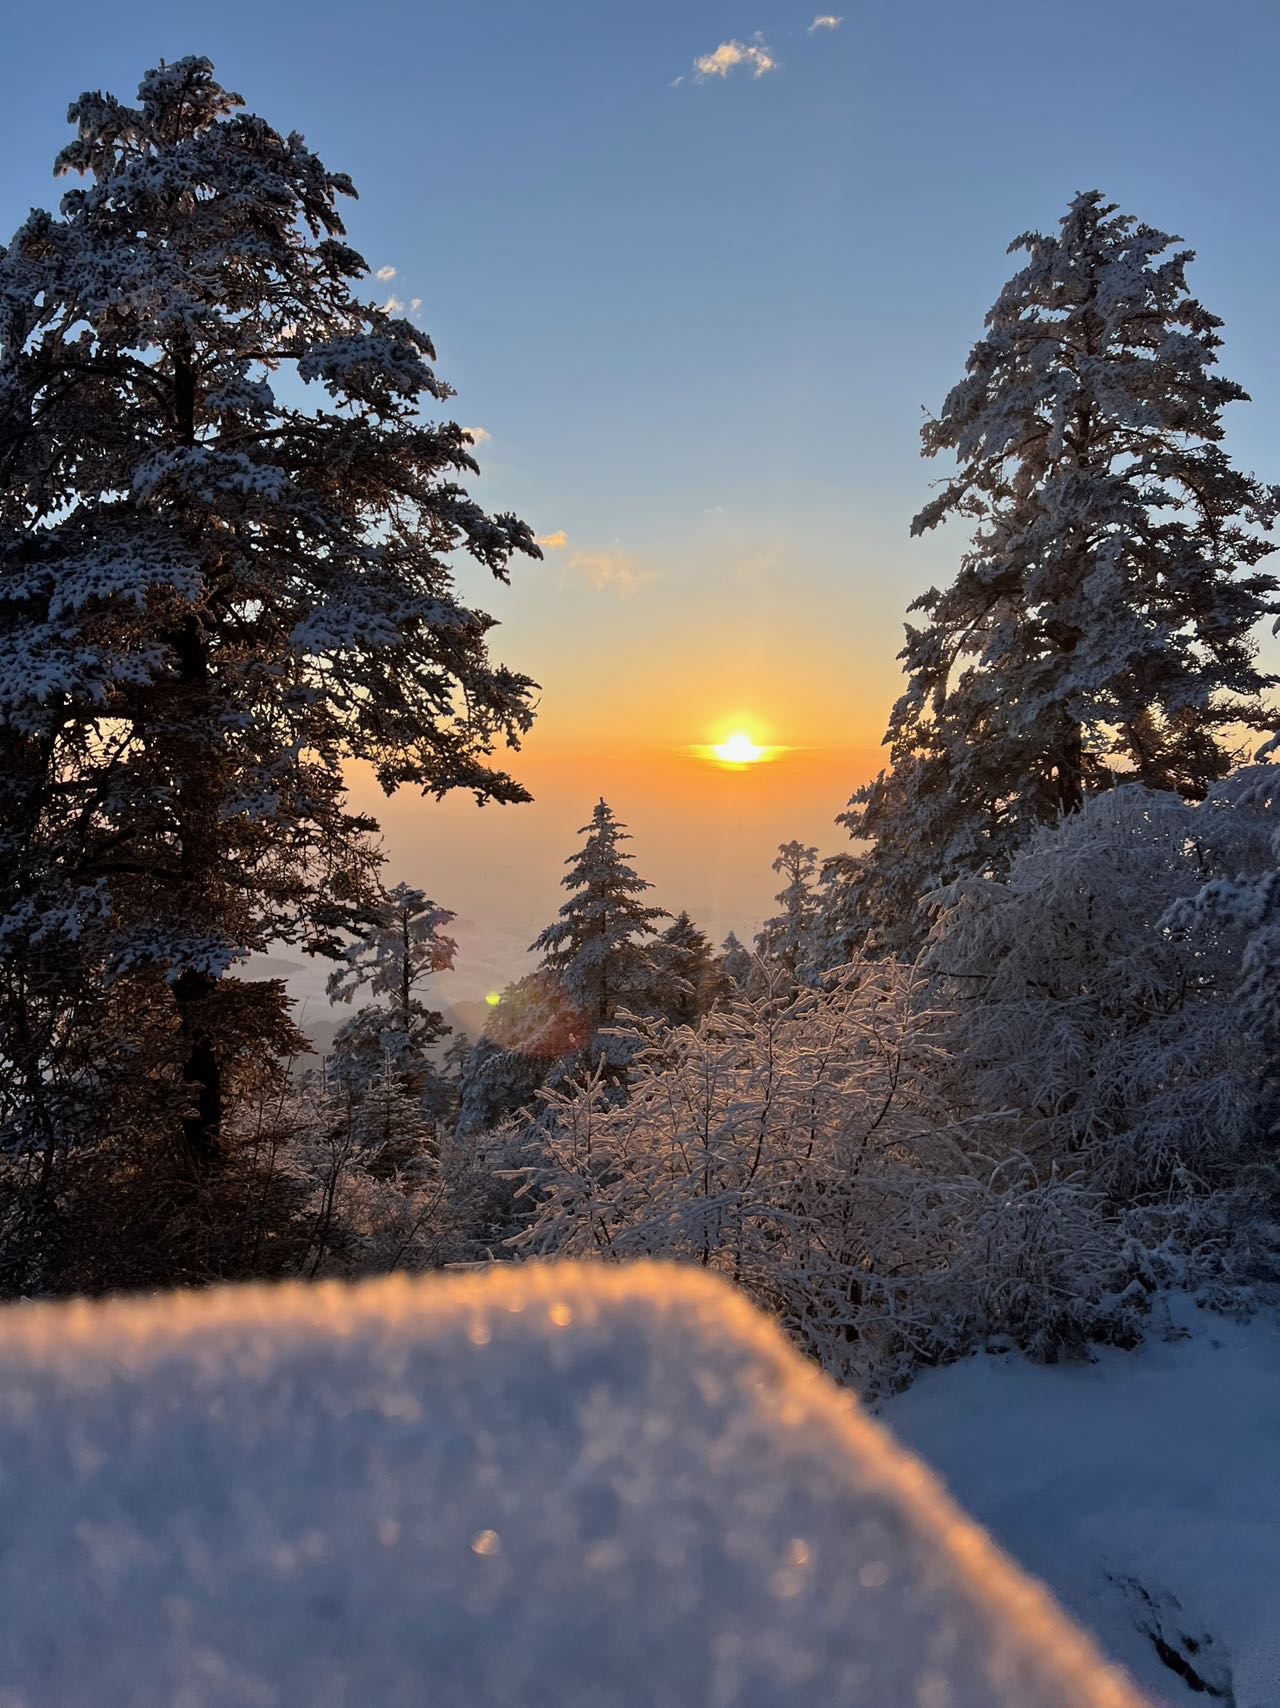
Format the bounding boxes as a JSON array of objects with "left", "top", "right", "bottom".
[
  {"left": 691, "top": 726, "right": 787, "bottom": 768},
  {"left": 713, "top": 731, "right": 767, "bottom": 765}
]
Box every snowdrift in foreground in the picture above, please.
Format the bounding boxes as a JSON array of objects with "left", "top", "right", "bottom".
[
  {"left": 0, "top": 1264, "right": 1144, "bottom": 1708},
  {"left": 886, "top": 1295, "right": 1280, "bottom": 1707}
]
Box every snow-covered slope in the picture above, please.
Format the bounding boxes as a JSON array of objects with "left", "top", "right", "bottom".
[
  {"left": 885, "top": 1295, "right": 1280, "bottom": 1707},
  {"left": 0, "top": 1263, "right": 1144, "bottom": 1708}
]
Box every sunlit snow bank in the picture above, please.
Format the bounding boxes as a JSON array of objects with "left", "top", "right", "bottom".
[
  {"left": 885, "top": 1294, "right": 1280, "bottom": 1707},
  {"left": 0, "top": 1263, "right": 1144, "bottom": 1708}
]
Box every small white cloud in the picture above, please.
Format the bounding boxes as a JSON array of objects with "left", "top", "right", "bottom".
[
  {"left": 410, "top": 297, "right": 422, "bottom": 312},
  {"left": 376, "top": 265, "right": 397, "bottom": 282},
  {"left": 693, "top": 35, "right": 777, "bottom": 80},
  {"left": 461, "top": 426, "right": 491, "bottom": 446},
  {"left": 670, "top": 74, "right": 685, "bottom": 88},
  {"left": 563, "top": 550, "right": 658, "bottom": 600},
  {"left": 808, "top": 13, "right": 842, "bottom": 31},
  {"left": 384, "top": 295, "right": 405, "bottom": 313},
  {"left": 536, "top": 530, "right": 568, "bottom": 550}
]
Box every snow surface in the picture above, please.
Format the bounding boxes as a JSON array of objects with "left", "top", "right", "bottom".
[
  {"left": 885, "top": 1293, "right": 1280, "bottom": 1707},
  {"left": 0, "top": 1263, "right": 1145, "bottom": 1708}
]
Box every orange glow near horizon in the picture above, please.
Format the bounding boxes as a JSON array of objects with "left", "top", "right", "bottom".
[{"left": 337, "top": 743, "right": 886, "bottom": 1004}]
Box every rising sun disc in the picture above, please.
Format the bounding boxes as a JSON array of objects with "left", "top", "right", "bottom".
[{"left": 714, "top": 732, "right": 766, "bottom": 765}]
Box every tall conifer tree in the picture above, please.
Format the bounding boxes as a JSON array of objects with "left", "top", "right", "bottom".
[
  {"left": 832, "top": 191, "right": 1279, "bottom": 954},
  {"left": 0, "top": 58, "right": 538, "bottom": 1167}
]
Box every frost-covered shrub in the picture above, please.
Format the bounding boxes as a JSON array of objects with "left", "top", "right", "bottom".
[
  {"left": 514, "top": 965, "right": 1133, "bottom": 1390},
  {"left": 275, "top": 1074, "right": 473, "bottom": 1279},
  {"left": 1165, "top": 760, "right": 1280, "bottom": 1093},
  {"left": 925, "top": 785, "right": 1269, "bottom": 1205},
  {"left": 888, "top": 1164, "right": 1143, "bottom": 1364}
]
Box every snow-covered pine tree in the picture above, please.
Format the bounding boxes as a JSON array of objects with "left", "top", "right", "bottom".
[
  {"left": 0, "top": 58, "right": 538, "bottom": 1171},
  {"left": 530, "top": 800, "right": 668, "bottom": 1054},
  {"left": 806, "top": 849, "right": 870, "bottom": 974},
  {"left": 326, "top": 883, "right": 456, "bottom": 1098},
  {"left": 755, "top": 841, "right": 819, "bottom": 984},
  {"left": 653, "top": 911, "right": 720, "bottom": 1025},
  {"left": 829, "top": 191, "right": 1280, "bottom": 955},
  {"left": 718, "top": 930, "right": 757, "bottom": 994},
  {"left": 347, "top": 1055, "right": 441, "bottom": 1177}
]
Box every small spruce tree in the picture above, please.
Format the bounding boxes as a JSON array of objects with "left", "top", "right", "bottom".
[
  {"left": 755, "top": 842, "right": 820, "bottom": 983},
  {"left": 326, "top": 883, "right": 457, "bottom": 1098},
  {"left": 531, "top": 800, "right": 668, "bottom": 1047},
  {"left": 718, "top": 931, "right": 757, "bottom": 995},
  {"left": 653, "top": 911, "right": 721, "bottom": 1025}
]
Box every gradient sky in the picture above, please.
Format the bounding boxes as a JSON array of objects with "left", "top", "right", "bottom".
[{"left": 5, "top": 0, "right": 1280, "bottom": 1012}]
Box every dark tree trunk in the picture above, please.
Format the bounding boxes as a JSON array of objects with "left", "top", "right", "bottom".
[
  {"left": 166, "top": 342, "right": 227, "bottom": 1170},
  {"left": 174, "top": 968, "right": 223, "bottom": 1169},
  {"left": 1053, "top": 718, "right": 1085, "bottom": 818}
]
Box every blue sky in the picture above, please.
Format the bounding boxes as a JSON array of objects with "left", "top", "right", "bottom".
[
  {"left": 4, "top": 0, "right": 1278, "bottom": 749},
  {"left": 5, "top": 1, "right": 1280, "bottom": 997}
]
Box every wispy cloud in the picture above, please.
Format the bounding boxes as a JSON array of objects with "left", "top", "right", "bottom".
[
  {"left": 536, "top": 530, "right": 568, "bottom": 550},
  {"left": 808, "top": 13, "right": 842, "bottom": 31},
  {"left": 410, "top": 297, "right": 422, "bottom": 312},
  {"left": 383, "top": 295, "right": 405, "bottom": 313},
  {"left": 693, "top": 34, "right": 777, "bottom": 80},
  {"left": 461, "top": 426, "right": 491, "bottom": 446},
  {"left": 563, "top": 550, "right": 657, "bottom": 599},
  {"left": 375, "top": 265, "right": 397, "bottom": 282}
]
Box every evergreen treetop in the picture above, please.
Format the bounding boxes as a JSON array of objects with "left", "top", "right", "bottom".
[{"left": 531, "top": 800, "right": 668, "bottom": 1027}]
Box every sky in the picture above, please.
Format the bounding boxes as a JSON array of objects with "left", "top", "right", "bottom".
[{"left": 4, "top": 0, "right": 1280, "bottom": 1013}]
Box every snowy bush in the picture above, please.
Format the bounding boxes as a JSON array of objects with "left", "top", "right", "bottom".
[
  {"left": 515, "top": 964, "right": 1135, "bottom": 1388},
  {"left": 925, "top": 786, "right": 1268, "bottom": 1198},
  {"left": 1165, "top": 759, "right": 1280, "bottom": 1083}
]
